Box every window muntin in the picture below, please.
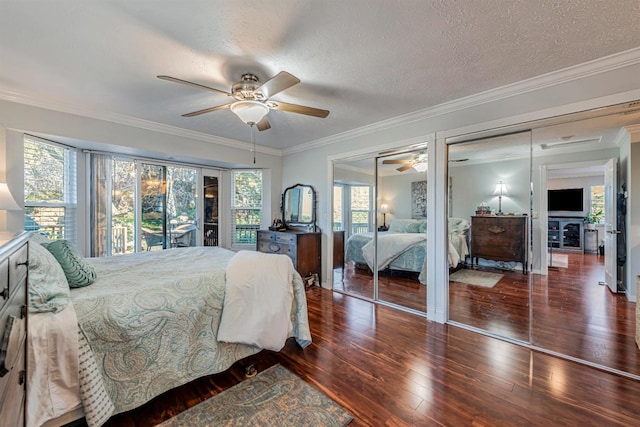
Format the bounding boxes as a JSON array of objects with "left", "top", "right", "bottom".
[
  {"left": 24, "top": 137, "right": 77, "bottom": 242},
  {"left": 231, "top": 170, "right": 262, "bottom": 245}
]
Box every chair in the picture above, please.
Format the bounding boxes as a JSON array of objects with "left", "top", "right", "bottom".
[{"left": 141, "top": 228, "right": 163, "bottom": 250}]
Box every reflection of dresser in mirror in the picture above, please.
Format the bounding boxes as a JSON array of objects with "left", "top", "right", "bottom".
[
  {"left": 257, "top": 184, "right": 321, "bottom": 282},
  {"left": 471, "top": 215, "right": 528, "bottom": 274}
]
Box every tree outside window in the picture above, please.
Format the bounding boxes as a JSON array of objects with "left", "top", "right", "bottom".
[
  {"left": 232, "top": 170, "right": 262, "bottom": 245},
  {"left": 590, "top": 185, "right": 605, "bottom": 221}
]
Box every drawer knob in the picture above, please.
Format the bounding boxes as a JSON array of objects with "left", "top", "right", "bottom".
[{"left": 17, "top": 260, "right": 29, "bottom": 267}]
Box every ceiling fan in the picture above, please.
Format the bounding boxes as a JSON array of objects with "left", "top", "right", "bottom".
[
  {"left": 157, "top": 71, "right": 330, "bottom": 131},
  {"left": 382, "top": 153, "right": 428, "bottom": 172}
]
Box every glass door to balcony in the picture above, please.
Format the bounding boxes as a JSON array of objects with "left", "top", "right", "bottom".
[
  {"left": 139, "top": 163, "right": 198, "bottom": 251},
  {"left": 203, "top": 170, "right": 219, "bottom": 246}
]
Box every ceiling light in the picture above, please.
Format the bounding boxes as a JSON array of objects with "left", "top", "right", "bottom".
[
  {"left": 230, "top": 101, "right": 269, "bottom": 125},
  {"left": 413, "top": 162, "right": 428, "bottom": 173}
]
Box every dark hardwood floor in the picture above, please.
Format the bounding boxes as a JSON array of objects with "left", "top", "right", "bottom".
[
  {"left": 104, "top": 281, "right": 640, "bottom": 426},
  {"left": 336, "top": 253, "right": 640, "bottom": 377}
]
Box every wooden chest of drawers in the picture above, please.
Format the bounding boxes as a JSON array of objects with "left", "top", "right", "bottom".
[
  {"left": 471, "top": 216, "right": 528, "bottom": 274},
  {"left": 0, "top": 232, "right": 29, "bottom": 427},
  {"left": 256, "top": 230, "right": 321, "bottom": 281}
]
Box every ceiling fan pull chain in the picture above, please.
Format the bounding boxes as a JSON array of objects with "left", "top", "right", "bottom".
[{"left": 251, "top": 124, "right": 256, "bottom": 164}]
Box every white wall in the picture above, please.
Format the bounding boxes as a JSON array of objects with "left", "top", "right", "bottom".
[
  {"left": 379, "top": 171, "right": 426, "bottom": 221},
  {"left": 449, "top": 158, "right": 530, "bottom": 219}
]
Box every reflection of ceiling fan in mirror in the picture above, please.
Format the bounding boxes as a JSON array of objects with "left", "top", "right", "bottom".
[
  {"left": 157, "top": 71, "right": 330, "bottom": 131},
  {"left": 383, "top": 153, "right": 428, "bottom": 172}
]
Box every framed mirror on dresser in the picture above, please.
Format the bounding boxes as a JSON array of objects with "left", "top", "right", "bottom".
[{"left": 257, "top": 184, "right": 321, "bottom": 285}]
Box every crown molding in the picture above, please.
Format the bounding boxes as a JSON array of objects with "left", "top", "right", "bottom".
[
  {"left": 284, "top": 47, "right": 640, "bottom": 156},
  {"left": 2, "top": 46, "right": 640, "bottom": 159},
  {"left": 0, "top": 87, "right": 283, "bottom": 157},
  {"left": 626, "top": 124, "right": 640, "bottom": 141}
]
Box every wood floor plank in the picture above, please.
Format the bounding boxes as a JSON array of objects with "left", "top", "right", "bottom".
[{"left": 96, "top": 283, "right": 640, "bottom": 426}]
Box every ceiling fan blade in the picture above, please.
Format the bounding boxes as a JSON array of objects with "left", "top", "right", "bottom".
[
  {"left": 182, "top": 103, "right": 232, "bottom": 117},
  {"left": 383, "top": 159, "right": 412, "bottom": 164},
  {"left": 157, "top": 75, "right": 233, "bottom": 97},
  {"left": 397, "top": 164, "right": 415, "bottom": 172},
  {"left": 270, "top": 101, "right": 330, "bottom": 118},
  {"left": 256, "top": 116, "right": 271, "bottom": 131},
  {"left": 258, "top": 71, "right": 300, "bottom": 99}
]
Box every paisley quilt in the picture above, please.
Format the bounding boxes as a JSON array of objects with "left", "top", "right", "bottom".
[{"left": 71, "top": 247, "right": 311, "bottom": 426}]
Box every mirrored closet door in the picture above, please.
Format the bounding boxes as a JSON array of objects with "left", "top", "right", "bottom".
[
  {"left": 333, "top": 156, "right": 376, "bottom": 301},
  {"left": 447, "top": 132, "right": 533, "bottom": 342},
  {"left": 445, "top": 100, "right": 640, "bottom": 379},
  {"left": 332, "top": 146, "right": 430, "bottom": 313},
  {"left": 376, "top": 150, "right": 428, "bottom": 313}
]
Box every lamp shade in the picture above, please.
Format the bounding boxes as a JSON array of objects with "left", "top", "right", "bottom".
[
  {"left": 230, "top": 101, "right": 269, "bottom": 125},
  {"left": 379, "top": 203, "right": 389, "bottom": 214},
  {"left": 0, "top": 183, "right": 20, "bottom": 211},
  {"left": 494, "top": 181, "right": 508, "bottom": 196}
]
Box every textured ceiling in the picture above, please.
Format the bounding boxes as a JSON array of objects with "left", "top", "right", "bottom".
[{"left": 1, "top": 0, "right": 640, "bottom": 151}]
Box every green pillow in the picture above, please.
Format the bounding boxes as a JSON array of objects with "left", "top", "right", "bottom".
[
  {"left": 28, "top": 242, "right": 71, "bottom": 313},
  {"left": 419, "top": 221, "right": 427, "bottom": 233},
  {"left": 45, "top": 239, "right": 97, "bottom": 288},
  {"left": 406, "top": 222, "right": 421, "bottom": 233}
]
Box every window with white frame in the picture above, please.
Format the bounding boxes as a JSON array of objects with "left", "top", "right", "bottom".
[
  {"left": 591, "top": 185, "right": 605, "bottom": 219},
  {"left": 231, "top": 170, "right": 262, "bottom": 245},
  {"left": 333, "top": 184, "right": 344, "bottom": 231},
  {"left": 23, "top": 136, "right": 78, "bottom": 242},
  {"left": 350, "top": 185, "right": 372, "bottom": 234}
]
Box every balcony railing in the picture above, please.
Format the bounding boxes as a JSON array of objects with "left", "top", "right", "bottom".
[
  {"left": 235, "top": 224, "right": 260, "bottom": 244},
  {"left": 333, "top": 222, "right": 371, "bottom": 235}
]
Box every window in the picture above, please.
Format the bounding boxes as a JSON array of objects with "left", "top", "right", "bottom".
[
  {"left": 333, "top": 184, "right": 344, "bottom": 231},
  {"left": 591, "top": 185, "right": 605, "bottom": 218},
  {"left": 91, "top": 154, "right": 198, "bottom": 255},
  {"left": 24, "top": 136, "right": 77, "bottom": 242},
  {"left": 231, "top": 170, "right": 262, "bottom": 245},
  {"left": 350, "top": 185, "right": 371, "bottom": 234}
]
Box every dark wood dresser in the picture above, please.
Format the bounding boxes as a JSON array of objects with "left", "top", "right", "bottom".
[
  {"left": 0, "top": 231, "right": 29, "bottom": 427},
  {"left": 471, "top": 216, "right": 528, "bottom": 274},
  {"left": 257, "top": 230, "right": 322, "bottom": 281},
  {"left": 333, "top": 230, "right": 345, "bottom": 269}
]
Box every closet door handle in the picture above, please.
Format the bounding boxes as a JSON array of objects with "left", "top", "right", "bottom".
[{"left": 0, "top": 287, "right": 8, "bottom": 300}]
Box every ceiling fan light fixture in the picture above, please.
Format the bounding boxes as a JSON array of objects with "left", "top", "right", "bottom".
[
  {"left": 413, "top": 162, "right": 428, "bottom": 173},
  {"left": 230, "top": 100, "right": 269, "bottom": 125}
]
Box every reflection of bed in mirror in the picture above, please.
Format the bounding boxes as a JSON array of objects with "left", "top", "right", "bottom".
[{"left": 344, "top": 218, "right": 470, "bottom": 284}]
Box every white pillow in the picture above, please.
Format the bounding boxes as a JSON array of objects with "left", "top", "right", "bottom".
[
  {"left": 28, "top": 242, "right": 71, "bottom": 313},
  {"left": 29, "top": 232, "right": 52, "bottom": 246}
]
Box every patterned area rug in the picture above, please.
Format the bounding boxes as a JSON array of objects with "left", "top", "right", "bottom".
[
  {"left": 157, "top": 364, "right": 354, "bottom": 426},
  {"left": 449, "top": 269, "right": 503, "bottom": 288}
]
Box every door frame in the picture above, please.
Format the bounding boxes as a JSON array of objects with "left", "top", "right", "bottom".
[{"left": 539, "top": 160, "right": 609, "bottom": 276}]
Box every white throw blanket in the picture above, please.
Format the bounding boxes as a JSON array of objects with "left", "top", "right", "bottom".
[
  {"left": 362, "top": 233, "right": 426, "bottom": 271},
  {"left": 217, "top": 250, "right": 294, "bottom": 352}
]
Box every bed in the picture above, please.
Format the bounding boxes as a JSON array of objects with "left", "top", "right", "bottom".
[
  {"left": 26, "top": 236, "right": 312, "bottom": 427},
  {"left": 344, "top": 218, "right": 470, "bottom": 283}
]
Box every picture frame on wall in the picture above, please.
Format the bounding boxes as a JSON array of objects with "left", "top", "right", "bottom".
[{"left": 411, "top": 180, "right": 427, "bottom": 219}]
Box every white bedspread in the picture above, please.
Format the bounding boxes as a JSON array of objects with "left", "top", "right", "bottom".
[
  {"left": 217, "top": 250, "right": 294, "bottom": 352},
  {"left": 361, "top": 233, "right": 426, "bottom": 272}
]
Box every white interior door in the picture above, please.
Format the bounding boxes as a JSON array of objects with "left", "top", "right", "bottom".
[{"left": 604, "top": 158, "right": 618, "bottom": 293}]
